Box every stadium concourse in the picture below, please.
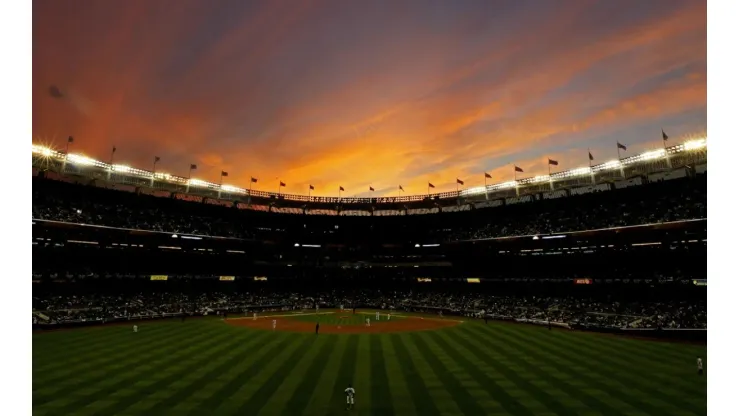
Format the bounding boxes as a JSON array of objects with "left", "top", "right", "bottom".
[{"left": 32, "top": 159, "right": 707, "bottom": 415}]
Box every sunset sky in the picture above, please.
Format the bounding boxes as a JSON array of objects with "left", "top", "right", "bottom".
[{"left": 32, "top": 0, "right": 706, "bottom": 197}]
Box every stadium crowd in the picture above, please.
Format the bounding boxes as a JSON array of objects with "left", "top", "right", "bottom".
[
  {"left": 33, "top": 289, "right": 706, "bottom": 330},
  {"left": 32, "top": 175, "right": 706, "bottom": 241}
]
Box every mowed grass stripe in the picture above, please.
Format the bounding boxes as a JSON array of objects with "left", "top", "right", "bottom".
[
  {"left": 32, "top": 320, "right": 189, "bottom": 353},
  {"left": 281, "top": 335, "right": 336, "bottom": 416},
  {"left": 106, "top": 330, "right": 272, "bottom": 415},
  {"left": 232, "top": 335, "right": 318, "bottom": 414},
  {"left": 257, "top": 335, "right": 332, "bottom": 416},
  {"left": 409, "top": 332, "right": 487, "bottom": 415},
  {"left": 455, "top": 325, "right": 625, "bottom": 416},
  {"left": 327, "top": 335, "right": 360, "bottom": 414},
  {"left": 499, "top": 324, "right": 704, "bottom": 412},
  {"left": 215, "top": 334, "right": 311, "bottom": 413},
  {"left": 400, "top": 333, "right": 467, "bottom": 415},
  {"left": 369, "top": 336, "right": 393, "bottom": 416},
  {"left": 32, "top": 322, "right": 196, "bottom": 379},
  {"left": 549, "top": 329, "right": 703, "bottom": 395},
  {"left": 428, "top": 329, "right": 544, "bottom": 416},
  {"left": 33, "top": 324, "right": 208, "bottom": 404},
  {"left": 41, "top": 325, "right": 235, "bottom": 415},
  {"left": 488, "top": 324, "right": 689, "bottom": 415},
  {"left": 301, "top": 335, "right": 349, "bottom": 416},
  {"left": 186, "top": 333, "right": 297, "bottom": 415},
  {"left": 389, "top": 334, "right": 441, "bottom": 416},
  {"left": 353, "top": 335, "right": 372, "bottom": 416},
  {"left": 573, "top": 329, "right": 705, "bottom": 363},
  {"left": 33, "top": 323, "right": 189, "bottom": 378},
  {"left": 83, "top": 328, "right": 256, "bottom": 416},
  {"left": 379, "top": 336, "right": 418, "bottom": 416}
]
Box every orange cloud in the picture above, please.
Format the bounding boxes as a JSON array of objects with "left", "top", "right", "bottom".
[{"left": 32, "top": 0, "right": 706, "bottom": 197}]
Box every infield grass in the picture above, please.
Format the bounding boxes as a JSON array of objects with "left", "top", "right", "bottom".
[{"left": 32, "top": 314, "right": 706, "bottom": 416}]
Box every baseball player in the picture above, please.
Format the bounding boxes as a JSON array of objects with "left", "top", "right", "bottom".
[
  {"left": 376, "top": 311, "right": 380, "bottom": 321},
  {"left": 133, "top": 325, "right": 138, "bottom": 333},
  {"left": 697, "top": 356, "right": 703, "bottom": 375},
  {"left": 345, "top": 384, "right": 356, "bottom": 410},
  {"left": 253, "top": 312, "right": 257, "bottom": 321},
  {"left": 272, "top": 319, "right": 277, "bottom": 331},
  {"left": 387, "top": 313, "right": 391, "bottom": 320},
  {"left": 365, "top": 318, "right": 370, "bottom": 327}
]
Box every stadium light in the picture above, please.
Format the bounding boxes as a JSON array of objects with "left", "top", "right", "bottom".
[{"left": 30, "top": 135, "right": 707, "bottom": 200}]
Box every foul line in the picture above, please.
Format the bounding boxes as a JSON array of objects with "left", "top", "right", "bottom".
[{"left": 227, "top": 311, "right": 336, "bottom": 320}]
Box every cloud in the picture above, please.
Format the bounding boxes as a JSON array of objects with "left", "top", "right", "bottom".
[{"left": 32, "top": 0, "right": 706, "bottom": 197}]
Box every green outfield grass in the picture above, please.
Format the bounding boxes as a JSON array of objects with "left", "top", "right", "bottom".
[{"left": 32, "top": 316, "right": 706, "bottom": 416}]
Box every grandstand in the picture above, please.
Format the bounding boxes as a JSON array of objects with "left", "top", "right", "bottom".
[
  {"left": 32, "top": 138, "right": 708, "bottom": 416},
  {"left": 31, "top": 137, "right": 707, "bottom": 213}
]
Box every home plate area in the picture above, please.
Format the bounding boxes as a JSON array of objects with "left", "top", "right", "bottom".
[{"left": 226, "top": 310, "right": 461, "bottom": 333}]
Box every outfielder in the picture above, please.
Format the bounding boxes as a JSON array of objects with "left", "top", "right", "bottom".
[
  {"left": 376, "top": 311, "right": 380, "bottom": 321},
  {"left": 365, "top": 318, "right": 370, "bottom": 327},
  {"left": 272, "top": 319, "right": 277, "bottom": 331},
  {"left": 345, "top": 384, "right": 356, "bottom": 410},
  {"left": 132, "top": 325, "right": 138, "bottom": 333}
]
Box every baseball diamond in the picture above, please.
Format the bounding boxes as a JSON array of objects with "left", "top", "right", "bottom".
[{"left": 32, "top": 313, "right": 706, "bottom": 416}]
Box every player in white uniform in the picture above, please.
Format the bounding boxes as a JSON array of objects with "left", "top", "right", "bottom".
[
  {"left": 345, "top": 384, "right": 355, "bottom": 409},
  {"left": 387, "top": 313, "right": 391, "bottom": 320},
  {"left": 365, "top": 318, "right": 370, "bottom": 326},
  {"left": 376, "top": 311, "right": 380, "bottom": 321},
  {"left": 697, "top": 356, "right": 703, "bottom": 375},
  {"left": 253, "top": 312, "right": 257, "bottom": 320},
  {"left": 272, "top": 319, "right": 277, "bottom": 330},
  {"left": 133, "top": 325, "right": 138, "bottom": 333}
]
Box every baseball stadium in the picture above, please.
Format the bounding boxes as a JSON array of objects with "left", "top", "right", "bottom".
[{"left": 32, "top": 138, "right": 707, "bottom": 415}]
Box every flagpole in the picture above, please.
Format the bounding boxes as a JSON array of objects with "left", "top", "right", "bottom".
[
  {"left": 484, "top": 174, "right": 488, "bottom": 200},
  {"left": 662, "top": 129, "right": 672, "bottom": 169},
  {"left": 108, "top": 146, "right": 116, "bottom": 180},
  {"left": 588, "top": 149, "right": 595, "bottom": 184},
  {"left": 308, "top": 186, "right": 311, "bottom": 200}
]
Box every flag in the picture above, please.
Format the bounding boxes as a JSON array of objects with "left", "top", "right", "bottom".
[
  {"left": 548, "top": 159, "right": 558, "bottom": 166},
  {"left": 514, "top": 166, "right": 524, "bottom": 173},
  {"left": 309, "top": 184, "right": 314, "bottom": 190},
  {"left": 588, "top": 151, "right": 594, "bottom": 161},
  {"left": 67, "top": 136, "right": 74, "bottom": 143},
  {"left": 280, "top": 181, "right": 286, "bottom": 187},
  {"left": 428, "top": 182, "right": 435, "bottom": 188},
  {"left": 339, "top": 186, "right": 345, "bottom": 191},
  {"left": 399, "top": 185, "right": 404, "bottom": 191},
  {"left": 456, "top": 178, "right": 464, "bottom": 185},
  {"left": 617, "top": 142, "right": 627, "bottom": 151},
  {"left": 221, "top": 171, "right": 228, "bottom": 177},
  {"left": 112, "top": 146, "right": 117, "bottom": 154},
  {"left": 662, "top": 129, "right": 668, "bottom": 141},
  {"left": 484, "top": 172, "right": 492, "bottom": 179},
  {"left": 369, "top": 186, "right": 375, "bottom": 191},
  {"left": 190, "top": 164, "right": 197, "bottom": 170},
  {"left": 154, "top": 156, "right": 160, "bottom": 163},
  {"left": 251, "top": 177, "right": 258, "bottom": 183}
]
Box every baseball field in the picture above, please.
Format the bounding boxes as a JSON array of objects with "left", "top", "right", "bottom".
[{"left": 32, "top": 311, "right": 707, "bottom": 415}]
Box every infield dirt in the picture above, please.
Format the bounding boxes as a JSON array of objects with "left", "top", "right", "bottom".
[{"left": 226, "top": 313, "right": 460, "bottom": 334}]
